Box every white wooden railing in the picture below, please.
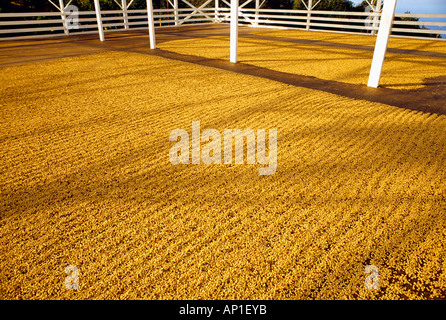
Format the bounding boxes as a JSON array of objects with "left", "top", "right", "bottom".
[{"left": 1, "top": 1, "right": 445, "bottom": 41}]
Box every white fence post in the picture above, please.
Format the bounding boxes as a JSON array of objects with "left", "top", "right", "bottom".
[
  {"left": 306, "top": 0, "right": 312, "bottom": 31},
  {"left": 371, "top": 0, "right": 382, "bottom": 36},
  {"left": 93, "top": 0, "right": 105, "bottom": 41},
  {"left": 122, "top": 0, "right": 129, "bottom": 30},
  {"left": 367, "top": 0, "right": 397, "bottom": 88},
  {"left": 174, "top": 0, "right": 179, "bottom": 25},
  {"left": 146, "top": 0, "right": 156, "bottom": 49},
  {"left": 230, "top": 0, "right": 239, "bottom": 63},
  {"left": 254, "top": 0, "right": 259, "bottom": 27},
  {"left": 58, "top": 0, "right": 69, "bottom": 34},
  {"left": 215, "top": 0, "right": 219, "bottom": 23}
]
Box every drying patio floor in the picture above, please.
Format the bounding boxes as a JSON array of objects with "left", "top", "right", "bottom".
[{"left": 1, "top": 25, "right": 445, "bottom": 299}]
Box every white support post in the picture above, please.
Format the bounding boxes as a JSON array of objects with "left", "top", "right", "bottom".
[
  {"left": 230, "top": 0, "right": 239, "bottom": 63},
  {"left": 214, "top": 0, "right": 219, "bottom": 23},
  {"left": 306, "top": 0, "right": 312, "bottom": 31},
  {"left": 58, "top": 0, "right": 69, "bottom": 35},
  {"left": 93, "top": 0, "right": 105, "bottom": 41},
  {"left": 146, "top": 0, "right": 156, "bottom": 49},
  {"left": 367, "top": 0, "right": 397, "bottom": 88},
  {"left": 174, "top": 0, "right": 179, "bottom": 26},
  {"left": 371, "top": 0, "right": 382, "bottom": 36},
  {"left": 254, "top": 0, "right": 259, "bottom": 27},
  {"left": 122, "top": 0, "right": 129, "bottom": 30}
]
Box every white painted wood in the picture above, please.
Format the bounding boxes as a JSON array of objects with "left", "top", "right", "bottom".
[
  {"left": 146, "top": 0, "right": 156, "bottom": 49},
  {"left": 122, "top": 0, "right": 129, "bottom": 29},
  {"left": 180, "top": 0, "right": 214, "bottom": 25},
  {"left": 230, "top": 0, "right": 239, "bottom": 63},
  {"left": 215, "top": 0, "right": 219, "bottom": 23},
  {"left": 174, "top": 0, "right": 179, "bottom": 25},
  {"left": 371, "top": 0, "right": 382, "bottom": 35},
  {"left": 254, "top": 0, "right": 259, "bottom": 27},
  {"left": 306, "top": 0, "right": 312, "bottom": 30},
  {"left": 58, "top": 0, "right": 69, "bottom": 34},
  {"left": 367, "top": 0, "right": 397, "bottom": 88},
  {"left": 93, "top": 0, "right": 105, "bottom": 41}
]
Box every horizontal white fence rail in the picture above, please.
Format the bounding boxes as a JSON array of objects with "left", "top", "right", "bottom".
[
  {"left": 218, "top": 8, "right": 446, "bottom": 39},
  {"left": 1, "top": 6, "right": 445, "bottom": 41},
  {"left": 0, "top": 8, "right": 217, "bottom": 40}
]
